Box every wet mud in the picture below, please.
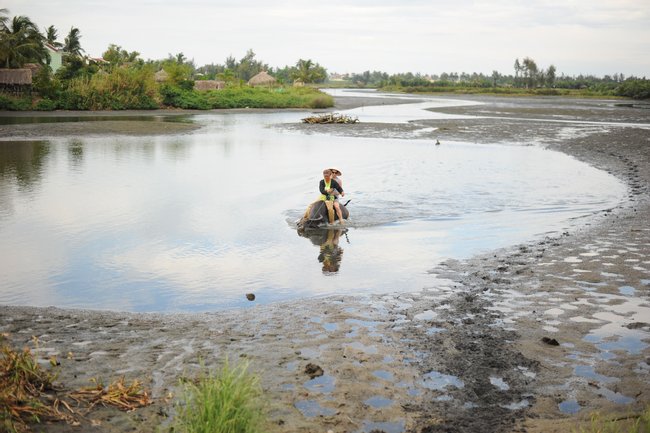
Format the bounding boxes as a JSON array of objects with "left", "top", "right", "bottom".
[{"left": 1, "top": 95, "right": 649, "bottom": 432}]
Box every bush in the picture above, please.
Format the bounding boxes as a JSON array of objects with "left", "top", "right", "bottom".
[
  {"left": 34, "top": 98, "right": 58, "bottom": 111},
  {"left": 0, "top": 94, "right": 33, "bottom": 110},
  {"left": 159, "top": 85, "right": 333, "bottom": 110},
  {"left": 616, "top": 79, "right": 650, "bottom": 100}
]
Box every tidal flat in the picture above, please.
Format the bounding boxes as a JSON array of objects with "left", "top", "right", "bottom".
[{"left": 1, "top": 94, "right": 649, "bottom": 433}]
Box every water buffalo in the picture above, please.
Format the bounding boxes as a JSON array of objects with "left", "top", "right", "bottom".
[{"left": 297, "top": 200, "right": 349, "bottom": 231}]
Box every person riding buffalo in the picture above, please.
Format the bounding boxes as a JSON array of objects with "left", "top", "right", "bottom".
[{"left": 320, "top": 169, "right": 345, "bottom": 224}]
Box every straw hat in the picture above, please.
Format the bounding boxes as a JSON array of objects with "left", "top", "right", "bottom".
[{"left": 329, "top": 167, "right": 342, "bottom": 176}]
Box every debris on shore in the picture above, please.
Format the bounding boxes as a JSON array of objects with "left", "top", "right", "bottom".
[{"left": 301, "top": 113, "right": 359, "bottom": 124}]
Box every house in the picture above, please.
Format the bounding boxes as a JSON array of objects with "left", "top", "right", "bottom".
[
  {"left": 44, "top": 43, "right": 63, "bottom": 73},
  {"left": 248, "top": 71, "right": 276, "bottom": 87},
  {"left": 194, "top": 80, "right": 225, "bottom": 91}
]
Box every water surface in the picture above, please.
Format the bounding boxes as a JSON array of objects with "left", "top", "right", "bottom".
[{"left": 0, "top": 94, "right": 627, "bottom": 311}]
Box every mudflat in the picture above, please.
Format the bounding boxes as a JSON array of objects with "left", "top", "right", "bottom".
[{"left": 1, "top": 95, "right": 649, "bottom": 433}]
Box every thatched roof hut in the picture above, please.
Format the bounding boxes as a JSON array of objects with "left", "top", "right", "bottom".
[
  {"left": 0, "top": 69, "right": 33, "bottom": 85},
  {"left": 194, "top": 80, "right": 226, "bottom": 91},
  {"left": 248, "top": 71, "right": 276, "bottom": 87},
  {"left": 154, "top": 69, "right": 169, "bottom": 82}
]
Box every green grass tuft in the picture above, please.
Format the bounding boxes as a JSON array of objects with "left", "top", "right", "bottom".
[{"left": 172, "top": 359, "right": 266, "bottom": 433}]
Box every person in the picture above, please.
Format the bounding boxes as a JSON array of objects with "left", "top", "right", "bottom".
[
  {"left": 329, "top": 168, "right": 343, "bottom": 200},
  {"left": 319, "top": 169, "right": 345, "bottom": 224}
]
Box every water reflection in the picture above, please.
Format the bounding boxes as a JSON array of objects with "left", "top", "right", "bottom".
[
  {"left": 298, "top": 228, "right": 348, "bottom": 274},
  {"left": 0, "top": 140, "right": 50, "bottom": 189}
]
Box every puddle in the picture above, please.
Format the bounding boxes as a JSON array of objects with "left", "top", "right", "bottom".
[
  {"left": 490, "top": 376, "right": 510, "bottom": 391},
  {"left": 426, "top": 327, "right": 446, "bottom": 335},
  {"left": 323, "top": 322, "right": 338, "bottom": 332},
  {"left": 294, "top": 400, "right": 336, "bottom": 417},
  {"left": 597, "top": 387, "right": 635, "bottom": 404},
  {"left": 373, "top": 370, "right": 394, "bottom": 381},
  {"left": 304, "top": 374, "right": 336, "bottom": 394},
  {"left": 420, "top": 370, "right": 464, "bottom": 390},
  {"left": 359, "top": 420, "right": 405, "bottom": 433},
  {"left": 364, "top": 395, "right": 394, "bottom": 408},
  {"left": 574, "top": 365, "right": 617, "bottom": 383},
  {"left": 559, "top": 399, "right": 582, "bottom": 414},
  {"left": 618, "top": 286, "right": 636, "bottom": 296}
]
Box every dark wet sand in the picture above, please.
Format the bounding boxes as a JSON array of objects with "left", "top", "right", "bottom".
[{"left": 1, "top": 95, "right": 649, "bottom": 433}]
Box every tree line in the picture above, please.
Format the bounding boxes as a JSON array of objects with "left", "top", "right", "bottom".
[{"left": 0, "top": 9, "right": 331, "bottom": 110}]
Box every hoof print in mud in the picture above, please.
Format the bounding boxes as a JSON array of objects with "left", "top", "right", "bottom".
[{"left": 305, "top": 363, "right": 324, "bottom": 379}]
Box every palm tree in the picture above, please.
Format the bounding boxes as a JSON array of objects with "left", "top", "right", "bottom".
[
  {"left": 0, "top": 8, "right": 9, "bottom": 30},
  {"left": 0, "top": 14, "right": 48, "bottom": 68},
  {"left": 45, "top": 25, "right": 62, "bottom": 48},
  {"left": 292, "top": 59, "right": 325, "bottom": 84},
  {"left": 64, "top": 27, "right": 84, "bottom": 56}
]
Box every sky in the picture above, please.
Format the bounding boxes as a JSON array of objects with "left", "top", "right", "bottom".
[{"left": 4, "top": 0, "right": 650, "bottom": 77}]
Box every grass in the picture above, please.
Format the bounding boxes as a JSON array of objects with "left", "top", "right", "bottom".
[
  {"left": 573, "top": 406, "right": 650, "bottom": 433},
  {"left": 0, "top": 338, "right": 58, "bottom": 433},
  {"left": 172, "top": 359, "right": 266, "bottom": 433},
  {"left": 379, "top": 84, "right": 623, "bottom": 99}
]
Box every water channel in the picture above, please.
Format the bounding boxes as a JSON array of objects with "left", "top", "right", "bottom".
[{"left": 0, "top": 92, "right": 627, "bottom": 311}]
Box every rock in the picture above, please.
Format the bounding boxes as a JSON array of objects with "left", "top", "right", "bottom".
[
  {"left": 245, "top": 293, "right": 255, "bottom": 301},
  {"left": 542, "top": 337, "right": 559, "bottom": 346},
  {"left": 305, "top": 363, "right": 324, "bottom": 379}
]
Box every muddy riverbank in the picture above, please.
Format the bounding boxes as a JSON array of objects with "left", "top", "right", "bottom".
[{"left": 1, "top": 94, "right": 649, "bottom": 433}]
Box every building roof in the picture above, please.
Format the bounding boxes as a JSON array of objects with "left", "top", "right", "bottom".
[
  {"left": 0, "top": 69, "right": 33, "bottom": 85},
  {"left": 248, "top": 71, "right": 276, "bottom": 86}
]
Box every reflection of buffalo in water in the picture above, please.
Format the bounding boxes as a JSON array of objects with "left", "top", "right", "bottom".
[
  {"left": 297, "top": 200, "right": 349, "bottom": 230},
  {"left": 297, "top": 228, "right": 346, "bottom": 274}
]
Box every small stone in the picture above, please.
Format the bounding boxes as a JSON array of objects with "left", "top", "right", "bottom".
[
  {"left": 542, "top": 337, "right": 559, "bottom": 346},
  {"left": 245, "top": 293, "right": 255, "bottom": 301}
]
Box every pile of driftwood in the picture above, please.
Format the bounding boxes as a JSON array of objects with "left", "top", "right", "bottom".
[{"left": 302, "top": 113, "right": 359, "bottom": 124}]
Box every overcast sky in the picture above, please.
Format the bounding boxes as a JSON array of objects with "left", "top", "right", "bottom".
[{"left": 5, "top": 0, "right": 650, "bottom": 77}]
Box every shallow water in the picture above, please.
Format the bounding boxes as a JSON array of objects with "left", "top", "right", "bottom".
[{"left": 0, "top": 93, "right": 628, "bottom": 312}]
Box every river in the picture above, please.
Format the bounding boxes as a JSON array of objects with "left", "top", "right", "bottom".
[{"left": 0, "top": 92, "right": 627, "bottom": 311}]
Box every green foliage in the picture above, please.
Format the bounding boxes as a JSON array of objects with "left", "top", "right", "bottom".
[
  {"left": 59, "top": 67, "right": 159, "bottom": 110},
  {"left": 159, "top": 85, "right": 333, "bottom": 109},
  {"left": 0, "top": 14, "right": 49, "bottom": 68},
  {"left": 616, "top": 79, "right": 650, "bottom": 100},
  {"left": 172, "top": 360, "right": 266, "bottom": 433},
  {"left": 102, "top": 43, "right": 142, "bottom": 68},
  {"left": 0, "top": 94, "right": 33, "bottom": 110},
  {"left": 34, "top": 98, "right": 57, "bottom": 111}
]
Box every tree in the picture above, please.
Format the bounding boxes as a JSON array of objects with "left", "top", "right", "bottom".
[
  {"left": 292, "top": 58, "right": 326, "bottom": 84},
  {"left": 521, "top": 57, "right": 538, "bottom": 88},
  {"left": 45, "top": 25, "right": 62, "bottom": 48},
  {"left": 546, "top": 64, "right": 556, "bottom": 88},
  {"left": 103, "top": 44, "right": 141, "bottom": 67},
  {"left": 0, "top": 14, "right": 49, "bottom": 68},
  {"left": 64, "top": 27, "right": 83, "bottom": 56}
]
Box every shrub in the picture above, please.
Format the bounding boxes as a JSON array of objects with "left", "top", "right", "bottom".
[
  {"left": 59, "top": 67, "right": 159, "bottom": 110},
  {"left": 34, "top": 98, "right": 58, "bottom": 111},
  {"left": 616, "top": 79, "right": 650, "bottom": 100}
]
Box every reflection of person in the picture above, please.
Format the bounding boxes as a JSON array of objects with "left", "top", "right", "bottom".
[
  {"left": 320, "top": 169, "right": 345, "bottom": 224},
  {"left": 318, "top": 229, "right": 344, "bottom": 273}
]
